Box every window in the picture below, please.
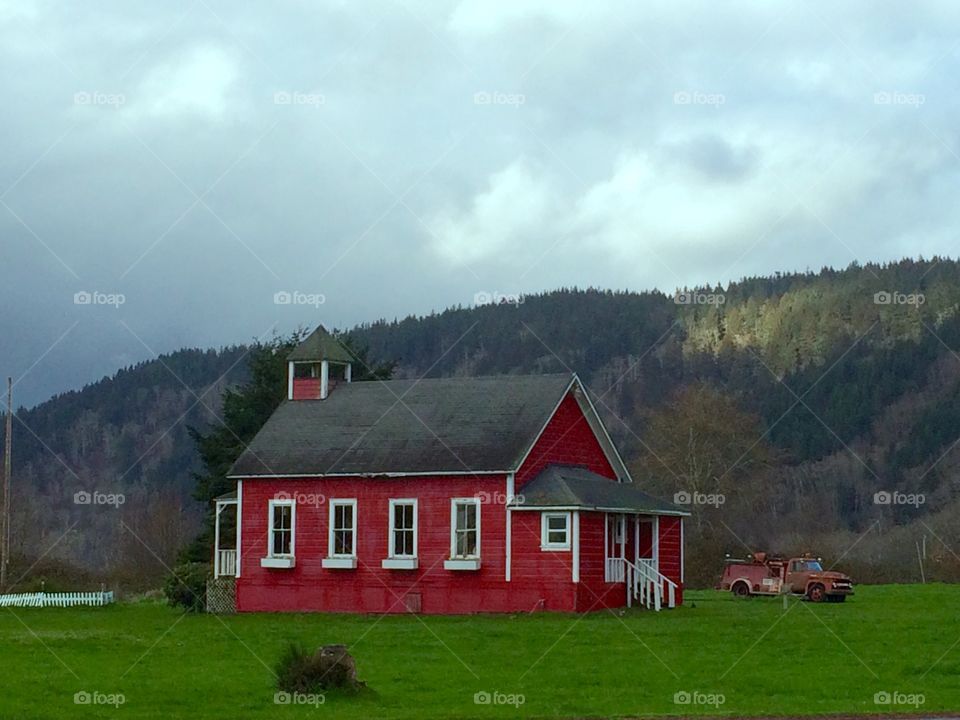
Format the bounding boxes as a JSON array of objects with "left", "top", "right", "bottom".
[
  {"left": 541, "top": 512, "right": 571, "bottom": 550},
  {"left": 389, "top": 500, "right": 417, "bottom": 558},
  {"left": 328, "top": 500, "right": 357, "bottom": 557},
  {"left": 293, "top": 362, "right": 321, "bottom": 378},
  {"left": 450, "top": 498, "right": 480, "bottom": 559},
  {"left": 614, "top": 515, "right": 626, "bottom": 543},
  {"left": 268, "top": 500, "right": 295, "bottom": 557}
]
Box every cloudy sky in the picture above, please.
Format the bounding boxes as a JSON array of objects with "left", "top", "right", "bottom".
[{"left": 2, "top": 0, "right": 959, "bottom": 406}]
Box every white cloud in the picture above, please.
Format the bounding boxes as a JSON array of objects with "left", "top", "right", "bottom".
[
  {"left": 132, "top": 43, "right": 241, "bottom": 121},
  {"left": 429, "top": 158, "right": 557, "bottom": 264}
]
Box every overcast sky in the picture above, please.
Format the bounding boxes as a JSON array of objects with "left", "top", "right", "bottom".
[{"left": 2, "top": 0, "right": 959, "bottom": 407}]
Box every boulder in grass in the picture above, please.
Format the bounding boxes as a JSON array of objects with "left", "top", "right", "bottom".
[{"left": 314, "top": 644, "right": 362, "bottom": 690}]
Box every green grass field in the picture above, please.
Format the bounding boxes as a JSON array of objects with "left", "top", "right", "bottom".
[{"left": 1, "top": 584, "right": 956, "bottom": 719}]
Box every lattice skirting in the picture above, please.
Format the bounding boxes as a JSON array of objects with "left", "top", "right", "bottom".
[{"left": 206, "top": 578, "right": 236, "bottom": 614}]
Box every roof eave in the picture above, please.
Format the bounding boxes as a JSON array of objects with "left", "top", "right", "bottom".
[{"left": 510, "top": 503, "right": 691, "bottom": 517}]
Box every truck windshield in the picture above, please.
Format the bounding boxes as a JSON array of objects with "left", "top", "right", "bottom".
[{"left": 803, "top": 561, "right": 823, "bottom": 571}]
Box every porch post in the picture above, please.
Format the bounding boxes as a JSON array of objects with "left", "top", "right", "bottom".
[
  {"left": 320, "top": 360, "right": 330, "bottom": 399},
  {"left": 572, "top": 511, "right": 580, "bottom": 583},
  {"left": 235, "top": 481, "right": 243, "bottom": 578},
  {"left": 680, "top": 516, "right": 685, "bottom": 584},
  {"left": 653, "top": 516, "right": 660, "bottom": 574},
  {"left": 603, "top": 512, "right": 609, "bottom": 582},
  {"left": 214, "top": 502, "right": 222, "bottom": 578}
]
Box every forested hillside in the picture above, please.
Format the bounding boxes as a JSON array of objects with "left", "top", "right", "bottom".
[{"left": 6, "top": 258, "right": 960, "bottom": 590}]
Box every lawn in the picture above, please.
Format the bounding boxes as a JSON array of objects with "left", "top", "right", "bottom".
[{"left": 1, "top": 584, "right": 956, "bottom": 719}]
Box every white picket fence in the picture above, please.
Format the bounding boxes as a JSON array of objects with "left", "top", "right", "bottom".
[{"left": 0, "top": 591, "right": 114, "bottom": 608}]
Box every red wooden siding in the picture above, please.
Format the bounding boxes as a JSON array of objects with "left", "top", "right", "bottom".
[
  {"left": 292, "top": 377, "right": 320, "bottom": 400},
  {"left": 238, "top": 476, "right": 580, "bottom": 614},
  {"left": 574, "top": 512, "right": 624, "bottom": 612},
  {"left": 515, "top": 393, "right": 615, "bottom": 488},
  {"left": 507, "top": 512, "right": 577, "bottom": 611},
  {"left": 658, "top": 516, "right": 684, "bottom": 605}
]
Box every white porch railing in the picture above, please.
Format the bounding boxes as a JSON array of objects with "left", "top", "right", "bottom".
[
  {"left": 615, "top": 558, "right": 678, "bottom": 611},
  {"left": 215, "top": 549, "right": 237, "bottom": 578},
  {"left": 605, "top": 557, "right": 625, "bottom": 583}
]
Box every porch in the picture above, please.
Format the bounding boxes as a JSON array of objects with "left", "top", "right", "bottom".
[
  {"left": 603, "top": 513, "right": 678, "bottom": 611},
  {"left": 212, "top": 491, "right": 239, "bottom": 579},
  {"left": 513, "top": 464, "right": 688, "bottom": 611},
  {"left": 209, "top": 491, "right": 239, "bottom": 614}
]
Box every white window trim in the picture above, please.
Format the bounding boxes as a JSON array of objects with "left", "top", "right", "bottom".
[
  {"left": 540, "top": 512, "right": 572, "bottom": 551},
  {"left": 445, "top": 497, "right": 481, "bottom": 570},
  {"left": 262, "top": 498, "right": 295, "bottom": 568},
  {"left": 387, "top": 499, "right": 418, "bottom": 559},
  {"left": 327, "top": 499, "right": 357, "bottom": 558}
]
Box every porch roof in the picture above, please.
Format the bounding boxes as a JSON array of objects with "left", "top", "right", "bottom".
[
  {"left": 513, "top": 464, "right": 689, "bottom": 516},
  {"left": 213, "top": 490, "right": 237, "bottom": 503}
]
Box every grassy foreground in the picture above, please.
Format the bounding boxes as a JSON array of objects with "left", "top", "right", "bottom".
[{"left": 1, "top": 584, "right": 956, "bottom": 719}]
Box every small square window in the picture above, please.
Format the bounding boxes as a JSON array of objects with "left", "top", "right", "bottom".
[{"left": 541, "top": 512, "right": 571, "bottom": 550}]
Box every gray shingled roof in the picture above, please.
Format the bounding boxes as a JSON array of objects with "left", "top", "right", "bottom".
[
  {"left": 287, "top": 326, "right": 354, "bottom": 363},
  {"left": 514, "top": 465, "right": 688, "bottom": 515},
  {"left": 229, "top": 373, "right": 575, "bottom": 477}
]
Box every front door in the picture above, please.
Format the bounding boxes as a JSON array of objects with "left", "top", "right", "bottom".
[
  {"left": 636, "top": 517, "right": 655, "bottom": 571},
  {"left": 605, "top": 514, "right": 627, "bottom": 581}
]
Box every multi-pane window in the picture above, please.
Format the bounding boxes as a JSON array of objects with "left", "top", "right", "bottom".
[
  {"left": 451, "top": 499, "right": 480, "bottom": 558},
  {"left": 541, "top": 512, "right": 571, "bottom": 549},
  {"left": 329, "top": 500, "right": 356, "bottom": 557},
  {"left": 269, "top": 500, "right": 294, "bottom": 556},
  {"left": 389, "top": 500, "right": 417, "bottom": 558}
]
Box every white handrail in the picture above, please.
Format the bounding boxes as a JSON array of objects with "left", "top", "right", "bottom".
[{"left": 617, "top": 558, "right": 678, "bottom": 611}]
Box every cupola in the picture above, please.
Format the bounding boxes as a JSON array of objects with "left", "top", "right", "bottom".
[{"left": 287, "top": 326, "right": 353, "bottom": 400}]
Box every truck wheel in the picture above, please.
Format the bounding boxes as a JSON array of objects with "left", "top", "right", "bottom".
[
  {"left": 807, "top": 584, "right": 826, "bottom": 603},
  {"left": 732, "top": 582, "right": 751, "bottom": 598}
]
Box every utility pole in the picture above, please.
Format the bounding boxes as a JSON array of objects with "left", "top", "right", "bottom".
[{"left": 1, "top": 377, "right": 10, "bottom": 589}]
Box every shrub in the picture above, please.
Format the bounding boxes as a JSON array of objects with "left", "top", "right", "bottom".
[
  {"left": 275, "top": 642, "right": 362, "bottom": 694},
  {"left": 162, "top": 562, "right": 210, "bottom": 613}
]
